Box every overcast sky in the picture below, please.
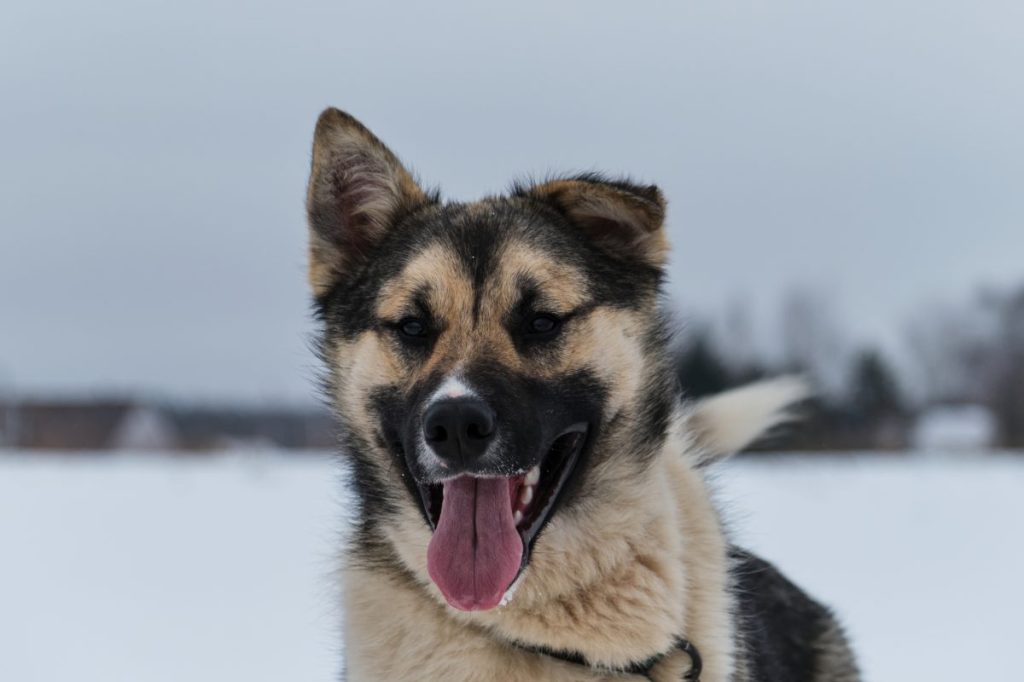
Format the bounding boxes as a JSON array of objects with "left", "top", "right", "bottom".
[{"left": 1, "top": 1, "right": 1022, "bottom": 402}]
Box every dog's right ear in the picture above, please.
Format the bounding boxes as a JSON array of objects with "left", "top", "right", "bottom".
[{"left": 306, "top": 108, "right": 431, "bottom": 297}]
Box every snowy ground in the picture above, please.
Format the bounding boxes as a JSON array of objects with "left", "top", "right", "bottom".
[{"left": 1, "top": 451, "right": 1020, "bottom": 681}]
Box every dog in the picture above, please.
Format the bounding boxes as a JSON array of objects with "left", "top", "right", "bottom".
[{"left": 305, "top": 108, "right": 860, "bottom": 681}]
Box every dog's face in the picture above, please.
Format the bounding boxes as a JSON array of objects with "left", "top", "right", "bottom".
[{"left": 308, "top": 109, "right": 677, "bottom": 613}]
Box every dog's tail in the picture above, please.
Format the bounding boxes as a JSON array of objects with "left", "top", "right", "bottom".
[{"left": 688, "top": 376, "right": 809, "bottom": 463}]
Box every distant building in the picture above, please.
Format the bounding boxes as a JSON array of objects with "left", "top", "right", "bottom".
[
  {"left": 110, "top": 406, "right": 181, "bottom": 450},
  {"left": 912, "top": 404, "right": 997, "bottom": 452},
  {"left": 0, "top": 400, "right": 181, "bottom": 451},
  {"left": 0, "top": 399, "right": 335, "bottom": 452}
]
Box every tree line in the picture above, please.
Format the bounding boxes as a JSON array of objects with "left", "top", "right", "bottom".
[{"left": 673, "top": 281, "right": 1024, "bottom": 450}]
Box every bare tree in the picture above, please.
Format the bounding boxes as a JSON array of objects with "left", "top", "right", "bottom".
[
  {"left": 991, "top": 287, "right": 1024, "bottom": 446},
  {"left": 904, "top": 285, "right": 1024, "bottom": 447}
]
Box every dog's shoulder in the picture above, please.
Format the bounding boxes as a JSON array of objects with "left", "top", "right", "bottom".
[{"left": 728, "top": 547, "right": 860, "bottom": 682}]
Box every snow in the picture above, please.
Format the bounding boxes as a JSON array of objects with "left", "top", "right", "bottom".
[
  {"left": 1, "top": 450, "right": 1021, "bottom": 681},
  {"left": 0, "top": 452, "right": 345, "bottom": 682}
]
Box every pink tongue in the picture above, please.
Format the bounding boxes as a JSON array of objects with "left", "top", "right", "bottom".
[{"left": 426, "top": 476, "right": 524, "bottom": 611}]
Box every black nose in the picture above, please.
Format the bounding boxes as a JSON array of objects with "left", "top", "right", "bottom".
[{"left": 423, "top": 398, "right": 496, "bottom": 467}]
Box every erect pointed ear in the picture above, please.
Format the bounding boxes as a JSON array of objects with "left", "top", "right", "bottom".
[
  {"left": 306, "top": 108, "right": 432, "bottom": 297},
  {"left": 521, "top": 174, "right": 669, "bottom": 267}
]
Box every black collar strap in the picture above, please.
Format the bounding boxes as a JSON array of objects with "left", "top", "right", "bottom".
[{"left": 512, "top": 637, "right": 702, "bottom": 681}]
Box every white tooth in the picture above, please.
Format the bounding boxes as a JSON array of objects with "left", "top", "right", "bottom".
[
  {"left": 525, "top": 466, "right": 540, "bottom": 486},
  {"left": 513, "top": 509, "right": 523, "bottom": 525},
  {"left": 519, "top": 485, "right": 534, "bottom": 506}
]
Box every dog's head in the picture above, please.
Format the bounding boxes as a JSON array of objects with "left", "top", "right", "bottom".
[{"left": 307, "top": 108, "right": 678, "bottom": 613}]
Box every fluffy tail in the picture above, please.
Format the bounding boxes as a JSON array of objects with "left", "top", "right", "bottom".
[{"left": 689, "top": 376, "right": 809, "bottom": 462}]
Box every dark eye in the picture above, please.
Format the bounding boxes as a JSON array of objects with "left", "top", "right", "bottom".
[
  {"left": 398, "top": 317, "right": 429, "bottom": 340},
  {"left": 525, "top": 313, "right": 562, "bottom": 339}
]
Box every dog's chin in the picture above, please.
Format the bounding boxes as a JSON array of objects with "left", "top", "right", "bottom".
[{"left": 413, "top": 424, "right": 589, "bottom": 612}]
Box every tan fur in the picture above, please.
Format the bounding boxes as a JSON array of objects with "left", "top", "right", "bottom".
[
  {"left": 488, "top": 242, "right": 592, "bottom": 314},
  {"left": 344, "top": 565, "right": 650, "bottom": 682},
  {"left": 812, "top": 621, "right": 862, "bottom": 682},
  {"left": 571, "top": 307, "right": 651, "bottom": 419}
]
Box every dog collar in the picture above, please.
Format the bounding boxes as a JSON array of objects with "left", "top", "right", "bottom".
[{"left": 512, "top": 636, "right": 702, "bottom": 681}]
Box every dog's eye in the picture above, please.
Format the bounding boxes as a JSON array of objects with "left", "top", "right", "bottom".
[
  {"left": 398, "top": 317, "right": 429, "bottom": 341},
  {"left": 524, "top": 313, "right": 562, "bottom": 340}
]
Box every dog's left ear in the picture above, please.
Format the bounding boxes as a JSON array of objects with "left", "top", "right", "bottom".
[
  {"left": 522, "top": 175, "right": 669, "bottom": 267},
  {"left": 306, "top": 108, "right": 431, "bottom": 297}
]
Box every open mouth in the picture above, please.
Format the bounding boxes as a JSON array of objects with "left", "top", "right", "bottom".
[{"left": 416, "top": 424, "right": 588, "bottom": 611}]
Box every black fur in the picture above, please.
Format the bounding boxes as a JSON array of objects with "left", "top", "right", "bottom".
[{"left": 730, "top": 548, "right": 860, "bottom": 681}]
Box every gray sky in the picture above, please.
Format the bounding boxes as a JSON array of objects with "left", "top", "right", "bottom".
[{"left": 1, "top": 1, "right": 1022, "bottom": 402}]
